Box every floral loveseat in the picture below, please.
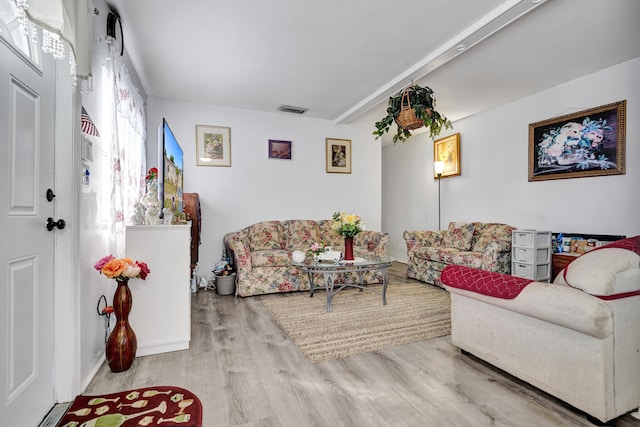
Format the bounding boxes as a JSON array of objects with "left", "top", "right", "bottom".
[
  {"left": 403, "top": 221, "right": 515, "bottom": 287},
  {"left": 223, "top": 220, "right": 389, "bottom": 297}
]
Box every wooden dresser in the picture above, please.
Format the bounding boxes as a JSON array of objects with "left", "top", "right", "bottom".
[
  {"left": 551, "top": 253, "right": 580, "bottom": 280},
  {"left": 183, "top": 193, "right": 201, "bottom": 277}
]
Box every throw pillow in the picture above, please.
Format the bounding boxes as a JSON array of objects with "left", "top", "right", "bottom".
[
  {"left": 442, "top": 222, "right": 475, "bottom": 251},
  {"left": 317, "top": 219, "right": 344, "bottom": 248},
  {"left": 564, "top": 247, "right": 640, "bottom": 296},
  {"left": 283, "top": 220, "right": 319, "bottom": 251},
  {"left": 248, "top": 221, "right": 284, "bottom": 251},
  {"left": 471, "top": 223, "right": 515, "bottom": 253}
]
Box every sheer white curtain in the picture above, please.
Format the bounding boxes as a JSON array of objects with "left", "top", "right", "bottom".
[{"left": 104, "top": 44, "right": 146, "bottom": 256}]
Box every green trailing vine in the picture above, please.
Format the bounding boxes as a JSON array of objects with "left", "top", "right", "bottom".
[{"left": 373, "top": 84, "right": 452, "bottom": 143}]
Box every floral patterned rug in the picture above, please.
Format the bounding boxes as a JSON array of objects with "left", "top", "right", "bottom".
[{"left": 56, "top": 386, "right": 201, "bottom": 426}]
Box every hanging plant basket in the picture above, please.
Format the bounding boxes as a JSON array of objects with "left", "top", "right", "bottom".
[
  {"left": 395, "top": 88, "right": 425, "bottom": 130},
  {"left": 374, "top": 84, "right": 452, "bottom": 144}
]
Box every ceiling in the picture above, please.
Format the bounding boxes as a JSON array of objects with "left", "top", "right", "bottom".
[{"left": 107, "top": 0, "right": 640, "bottom": 142}]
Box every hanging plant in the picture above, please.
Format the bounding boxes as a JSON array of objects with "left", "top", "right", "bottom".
[{"left": 373, "top": 84, "right": 452, "bottom": 143}]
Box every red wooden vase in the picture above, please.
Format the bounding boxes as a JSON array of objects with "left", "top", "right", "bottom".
[{"left": 106, "top": 278, "right": 137, "bottom": 372}]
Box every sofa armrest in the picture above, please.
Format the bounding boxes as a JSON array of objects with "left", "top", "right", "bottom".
[
  {"left": 560, "top": 246, "right": 640, "bottom": 296},
  {"left": 354, "top": 230, "right": 390, "bottom": 255},
  {"left": 481, "top": 238, "right": 512, "bottom": 272},
  {"left": 403, "top": 230, "right": 444, "bottom": 254},
  {"left": 224, "top": 233, "right": 252, "bottom": 271}
]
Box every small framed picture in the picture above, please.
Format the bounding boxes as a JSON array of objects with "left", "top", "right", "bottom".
[
  {"left": 326, "top": 138, "right": 351, "bottom": 174},
  {"left": 434, "top": 133, "right": 461, "bottom": 178},
  {"left": 268, "top": 139, "right": 292, "bottom": 159},
  {"left": 196, "top": 125, "right": 231, "bottom": 167}
]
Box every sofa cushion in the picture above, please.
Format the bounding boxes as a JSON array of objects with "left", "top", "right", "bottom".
[
  {"left": 317, "top": 219, "right": 344, "bottom": 247},
  {"left": 414, "top": 247, "right": 483, "bottom": 269},
  {"left": 283, "top": 220, "right": 319, "bottom": 251},
  {"left": 472, "top": 223, "right": 515, "bottom": 253},
  {"left": 443, "top": 222, "right": 475, "bottom": 251},
  {"left": 248, "top": 221, "right": 284, "bottom": 251},
  {"left": 564, "top": 247, "right": 640, "bottom": 296},
  {"left": 251, "top": 249, "right": 291, "bottom": 267}
]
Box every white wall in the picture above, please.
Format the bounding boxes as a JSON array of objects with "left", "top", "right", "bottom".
[
  {"left": 383, "top": 57, "right": 640, "bottom": 261},
  {"left": 147, "top": 98, "right": 382, "bottom": 277}
]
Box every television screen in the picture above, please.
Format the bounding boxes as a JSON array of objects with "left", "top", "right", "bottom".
[{"left": 158, "top": 118, "right": 184, "bottom": 219}]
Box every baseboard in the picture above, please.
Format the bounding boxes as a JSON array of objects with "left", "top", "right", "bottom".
[
  {"left": 81, "top": 352, "right": 106, "bottom": 393},
  {"left": 137, "top": 339, "right": 190, "bottom": 357}
]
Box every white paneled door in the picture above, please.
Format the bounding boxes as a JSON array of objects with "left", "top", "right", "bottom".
[{"left": 0, "top": 40, "right": 57, "bottom": 425}]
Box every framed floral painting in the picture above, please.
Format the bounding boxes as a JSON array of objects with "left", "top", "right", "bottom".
[
  {"left": 528, "top": 100, "right": 625, "bottom": 181},
  {"left": 433, "top": 133, "right": 461, "bottom": 178},
  {"left": 196, "top": 125, "right": 231, "bottom": 167}
]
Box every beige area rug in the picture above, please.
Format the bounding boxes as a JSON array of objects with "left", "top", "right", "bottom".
[{"left": 260, "top": 283, "right": 451, "bottom": 363}]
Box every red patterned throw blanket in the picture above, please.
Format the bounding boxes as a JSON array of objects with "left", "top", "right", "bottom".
[
  {"left": 441, "top": 265, "right": 533, "bottom": 299},
  {"left": 57, "top": 386, "right": 202, "bottom": 427}
]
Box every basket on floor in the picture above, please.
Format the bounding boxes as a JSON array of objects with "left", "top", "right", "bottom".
[{"left": 395, "top": 87, "right": 424, "bottom": 130}]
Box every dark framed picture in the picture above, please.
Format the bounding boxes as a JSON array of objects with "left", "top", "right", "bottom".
[
  {"left": 326, "top": 138, "right": 351, "bottom": 174},
  {"left": 433, "top": 133, "right": 461, "bottom": 179},
  {"left": 268, "top": 139, "right": 292, "bottom": 159},
  {"left": 528, "top": 100, "right": 626, "bottom": 181}
]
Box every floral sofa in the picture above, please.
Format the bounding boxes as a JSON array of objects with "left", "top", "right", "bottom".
[
  {"left": 403, "top": 221, "right": 515, "bottom": 287},
  {"left": 223, "top": 220, "right": 390, "bottom": 297}
]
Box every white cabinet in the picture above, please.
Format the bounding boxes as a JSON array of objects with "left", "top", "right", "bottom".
[
  {"left": 125, "top": 224, "right": 191, "bottom": 356},
  {"left": 511, "top": 229, "right": 551, "bottom": 282}
]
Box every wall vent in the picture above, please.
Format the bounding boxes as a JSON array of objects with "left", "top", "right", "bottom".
[{"left": 277, "top": 105, "right": 308, "bottom": 114}]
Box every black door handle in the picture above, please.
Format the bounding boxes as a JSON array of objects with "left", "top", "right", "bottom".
[
  {"left": 46, "top": 189, "right": 56, "bottom": 202},
  {"left": 46, "top": 217, "right": 66, "bottom": 231}
]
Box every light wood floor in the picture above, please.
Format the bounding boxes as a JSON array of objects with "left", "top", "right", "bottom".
[{"left": 85, "top": 263, "right": 640, "bottom": 427}]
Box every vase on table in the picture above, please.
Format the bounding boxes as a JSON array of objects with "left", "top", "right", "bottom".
[
  {"left": 344, "top": 236, "right": 354, "bottom": 261},
  {"left": 106, "top": 278, "right": 137, "bottom": 372}
]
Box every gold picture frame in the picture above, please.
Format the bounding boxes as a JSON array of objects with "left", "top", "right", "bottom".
[
  {"left": 434, "top": 133, "right": 461, "bottom": 178},
  {"left": 196, "top": 124, "right": 231, "bottom": 167},
  {"left": 528, "top": 100, "right": 625, "bottom": 181},
  {"left": 326, "top": 138, "right": 351, "bottom": 174}
]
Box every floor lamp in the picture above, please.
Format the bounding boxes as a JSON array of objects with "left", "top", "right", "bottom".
[{"left": 434, "top": 161, "right": 445, "bottom": 230}]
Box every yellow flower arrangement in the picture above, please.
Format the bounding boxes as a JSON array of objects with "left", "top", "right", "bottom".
[{"left": 331, "top": 211, "right": 366, "bottom": 237}]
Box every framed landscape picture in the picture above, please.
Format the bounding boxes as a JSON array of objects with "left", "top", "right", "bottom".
[
  {"left": 196, "top": 125, "right": 231, "bottom": 167},
  {"left": 326, "top": 138, "right": 351, "bottom": 174},
  {"left": 433, "top": 133, "right": 461, "bottom": 178},
  {"left": 268, "top": 139, "right": 292, "bottom": 159},
  {"left": 528, "top": 100, "right": 626, "bottom": 181}
]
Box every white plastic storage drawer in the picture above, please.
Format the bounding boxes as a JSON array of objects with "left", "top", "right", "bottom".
[
  {"left": 513, "top": 247, "right": 550, "bottom": 263},
  {"left": 512, "top": 230, "right": 551, "bottom": 248},
  {"left": 512, "top": 262, "right": 550, "bottom": 280}
]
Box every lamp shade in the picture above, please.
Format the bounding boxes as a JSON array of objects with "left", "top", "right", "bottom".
[{"left": 434, "top": 161, "right": 445, "bottom": 175}]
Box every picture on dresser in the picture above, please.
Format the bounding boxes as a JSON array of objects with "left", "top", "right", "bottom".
[{"left": 528, "top": 100, "right": 625, "bottom": 181}]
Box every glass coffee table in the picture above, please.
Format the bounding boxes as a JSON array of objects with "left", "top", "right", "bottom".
[{"left": 292, "top": 255, "right": 393, "bottom": 312}]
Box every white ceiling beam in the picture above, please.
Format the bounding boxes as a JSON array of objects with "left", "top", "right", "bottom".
[{"left": 334, "top": 0, "right": 547, "bottom": 124}]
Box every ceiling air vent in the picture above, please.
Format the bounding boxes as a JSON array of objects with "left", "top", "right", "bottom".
[{"left": 277, "top": 105, "right": 308, "bottom": 115}]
